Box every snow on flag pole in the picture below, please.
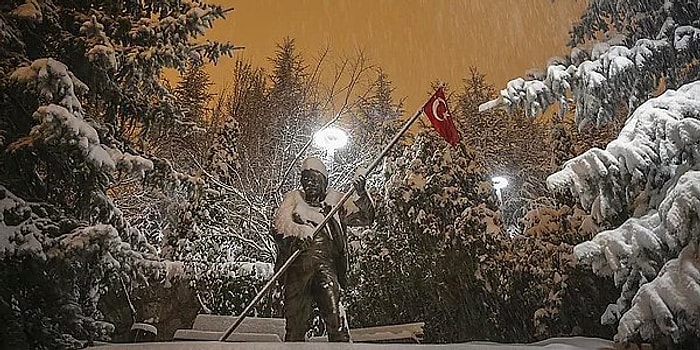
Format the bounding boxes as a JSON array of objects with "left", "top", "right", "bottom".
[{"left": 219, "top": 85, "right": 458, "bottom": 342}]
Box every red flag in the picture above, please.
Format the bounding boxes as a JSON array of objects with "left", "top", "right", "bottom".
[{"left": 423, "top": 86, "right": 459, "bottom": 146}]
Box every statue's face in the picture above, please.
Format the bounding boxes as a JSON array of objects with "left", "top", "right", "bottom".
[{"left": 301, "top": 170, "right": 327, "bottom": 200}]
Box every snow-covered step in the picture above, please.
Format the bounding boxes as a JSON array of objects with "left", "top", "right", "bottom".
[
  {"left": 172, "top": 329, "right": 281, "bottom": 342},
  {"left": 190, "top": 314, "right": 286, "bottom": 340},
  {"left": 182, "top": 314, "right": 424, "bottom": 343},
  {"left": 312, "top": 322, "right": 425, "bottom": 343},
  {"left": 81, "top": 338, "right": 653, "bottom": 349}
]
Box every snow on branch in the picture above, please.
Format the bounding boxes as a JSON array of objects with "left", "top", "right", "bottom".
[
  {"left": 204, "top": 261, "right": 274, "bottom": 280},
  {"left": 572, "top": 169, "right": 700, "bottom": 344},
  {"left": 0, "top": 186, "right": 52, "bottom": 260},
  {"left": 574, "top": 212, "right": 662, "bottom": 286},
  {"left": 558, "top": 82, "right": 700, "bottom": 333},
  {"left": 10, "top": 0, "right": 42, "bottom": 22},
  {"left": 657, "top": 171, "right": 700, "bottom": 251},
  {"left": 674, "top": 26, "right": 700, "bottom": 53},
  {"left": 617, "top": 242, "right": 700, "bottom": 343},
  {"left": 1, "top": 185, "right": 168, "bottom": 281},
  {"left": 10, "top": 59, "right": 154, "bottom": 178},
  {"left": 569, "top": 131, "right": 700, "bottom": 342},
  {"left": 124, "top": 1, "right": 238, "bottom": 70},
  {"left": 80, "top": 15, "right": 118, "bottom": 70},
  {"left": 547, "top": 81, "right": 700, "bottom": 222},
  {"left": 10, "top": 58, "right": 88, "bottom": 115},
  {"left": 478, "top": 25, "right": 700, "bottom": 129}
]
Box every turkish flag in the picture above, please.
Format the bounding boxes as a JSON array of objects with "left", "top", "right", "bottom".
[{"left": 423, "top": 87, "right": 459, "bottom": 146}]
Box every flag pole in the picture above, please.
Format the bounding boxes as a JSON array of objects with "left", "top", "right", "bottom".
[{"left": 218, "top": 105, "right": 426, "bottom": 342}]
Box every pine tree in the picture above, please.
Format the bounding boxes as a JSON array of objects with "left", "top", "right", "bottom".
[
  {"left": 170, "top": 64, "right": 215, "bottom": 170},
  {"left": 482, "top": 0, "right": 700, "bottom": 346},
  {"left": 357, "top": 69, "right": 403, "bottom": 127},
  {"left": 347, "top": 129, "right": 505, "bottom": 342},
  {"left": 456, "top": 67, "right": 551, "bottom": 232},
  {"left": 356, "top": 69, "right": 403, "bottom": 145},
  {"left": 0, "top": 0, "right": 235, "bottom": 346},
  {"left": 335, "top": 69, "right": 404, "bottom": 188}
]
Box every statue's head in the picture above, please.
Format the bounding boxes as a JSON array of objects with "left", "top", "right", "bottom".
[{"left": 300, "top": 157, "right": 328, "bottom": 200}]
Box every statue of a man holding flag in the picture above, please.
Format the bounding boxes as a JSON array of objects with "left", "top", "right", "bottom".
[
  {"left": 273, "top": 156, "right": 375, "bottom": 342},
  {"left": 218, "top": 86, "right": 456, "bottom": 343}
]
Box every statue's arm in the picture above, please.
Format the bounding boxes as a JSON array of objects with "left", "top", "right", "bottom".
[{"left": 342, "top": 174, "right": 375, "bottom": 226}]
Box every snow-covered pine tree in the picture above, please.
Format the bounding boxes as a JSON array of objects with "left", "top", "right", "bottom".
[
  {"left": 336, "top": 69, "right": 404, "bottom": 190},
  {"left": 0, "top": 0, "right": 235, "bottom": 346},
  {"left": 564, "top": 82, "right": 700, "bottom": 346},
  {"left": 481, "top": 0, "right": 700, "bottom": 346},
  {"left": 455, "top": 67, "right": 552, "bottom": 233},
  {"left": 169, "top": 64, "right": 215, "bottom": 170},
  {"left": 209, "top": 60, "right": 265, "bottom": 182},
  {"left": 237, "top": 37, "right": 319, "bottom": 198},
  {"left": 346, "top": 128, "right": 506, "bottom": 342}
]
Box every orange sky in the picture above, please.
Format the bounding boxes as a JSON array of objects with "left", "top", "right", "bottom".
[{"left": 200, "top": 0, "right": 585, "bottom": 110}]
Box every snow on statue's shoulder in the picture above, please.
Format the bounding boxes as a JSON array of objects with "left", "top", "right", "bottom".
[{"left": 274, "top": 190, "right": 321, "bottom": 239}]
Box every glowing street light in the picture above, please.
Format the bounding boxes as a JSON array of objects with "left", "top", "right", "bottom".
[
  {"left": 313, "top": 126, "right": 348, "bottom": 174},
  {"left": 313, "top": 126, "right": 348, "bottom": 153},
  {"left": 491, "top": 176, "right": 509, "bottom": 204}
]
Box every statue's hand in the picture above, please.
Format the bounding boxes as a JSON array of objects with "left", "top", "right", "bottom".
[
  {"left": 321, "top": 203, "right": 333, "bottom": 215},
  {"left": 353, "top": 174, "right": 367, "bottom": 195}
]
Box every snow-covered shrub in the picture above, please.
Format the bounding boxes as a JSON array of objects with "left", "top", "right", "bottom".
[
  {"left": 192, "top": 261, "right": 276, "bottom": 316},
  {"left": 507, "top": 201, "right": 616, "bottom": 339}
]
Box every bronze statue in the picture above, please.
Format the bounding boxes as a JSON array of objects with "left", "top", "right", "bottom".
[{"left": 273, "top": 157, "right": 375, "bottom": 342}]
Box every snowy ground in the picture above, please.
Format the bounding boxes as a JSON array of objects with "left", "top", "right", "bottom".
[{"left": 94, "top": 337, "right": 651, "bottom": 350}]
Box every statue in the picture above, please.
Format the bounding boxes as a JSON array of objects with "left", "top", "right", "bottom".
[{"left": 273, "top": 157, "right": 375, "bottom": 342}]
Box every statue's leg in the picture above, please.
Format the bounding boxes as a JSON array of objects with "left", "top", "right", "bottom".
[
  {"left": 314, "top": 264, "right": 350, "bottom": 342},
  {"left": 283, "top": 265, "right": 313, "bottom": 341}
]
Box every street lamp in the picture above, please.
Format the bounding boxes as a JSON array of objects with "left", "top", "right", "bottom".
[
  {"left": 491, "top": 176, "right": 509, "bottom": 204},
  {"left": 313, "top": 126, "right": 348, "bottom": 173},
  {"left": 314, "top": 126, "right": 348, "bottom": 153}
]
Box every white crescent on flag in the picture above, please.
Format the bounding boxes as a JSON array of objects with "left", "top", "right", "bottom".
[
  {"left": 423, "top": 86, "right": 459, "bottom": 146},
  {"left": 431, "top": 97, "right": 449, "bottom": 122}
]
